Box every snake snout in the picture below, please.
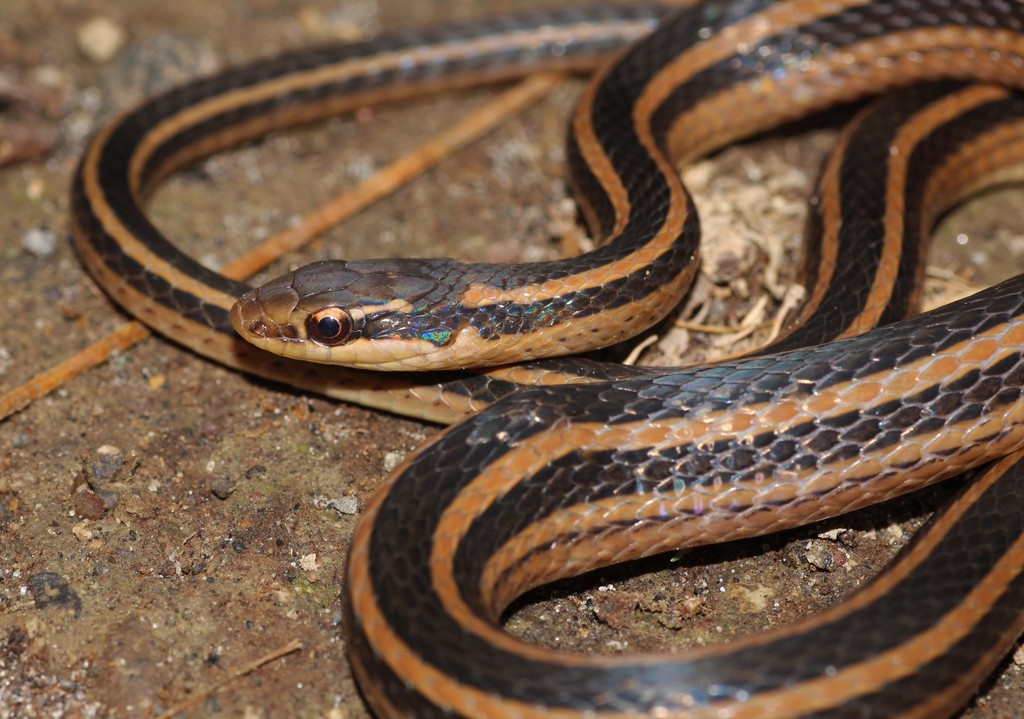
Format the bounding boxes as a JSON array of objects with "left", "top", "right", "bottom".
[{"left": 231, "top": 279, "right": 302, "bottom": 342}]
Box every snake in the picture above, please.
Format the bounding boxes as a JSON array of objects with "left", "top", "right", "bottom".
[{"left": 68, "top": 0, "right": 1024, "bottom": 717}]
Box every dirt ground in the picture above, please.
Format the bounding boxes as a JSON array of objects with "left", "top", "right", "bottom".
[{"left": 2, "top": 1, "right": 1024, "bottom": 718}]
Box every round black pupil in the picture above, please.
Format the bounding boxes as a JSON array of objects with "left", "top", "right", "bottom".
[{"left": 316, "top": 315, "right": 342, "bottom": 338}]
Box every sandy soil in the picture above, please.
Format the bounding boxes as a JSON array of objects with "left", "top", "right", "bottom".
[{"left": 2, "top": 1, "right": 1024, "bottom": 717}]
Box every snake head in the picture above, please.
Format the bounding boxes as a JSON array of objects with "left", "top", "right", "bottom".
[{"left": 230, "top": 258, "right": 479, "bottom": 370}]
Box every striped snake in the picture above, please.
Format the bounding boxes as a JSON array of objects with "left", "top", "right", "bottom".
[{"left": 72, "top": 1, "right": 1024, "bottom": 717}]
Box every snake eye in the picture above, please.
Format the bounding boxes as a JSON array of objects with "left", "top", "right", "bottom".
[{"left": 306, "top": 307, "right": 354, "bottom": 346}]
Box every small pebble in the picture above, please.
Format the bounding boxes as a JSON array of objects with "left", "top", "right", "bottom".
[
  {"left": 95, "top": 487, "right": 120, "bottom": 509},
  {"left": 90, "top": 445, "right": 124, "bottom": 483},
  {"left": 73, "top": 488, "right": 106, "bottom": 519},
  {"left": 312, "top": 495, "right": 359, "bottom": 515},
  {"left": 156, "top": 560, "right": 178, "bottom": 578},
  {"left": 299, "top": 553, "right": 319, "bottom": 572},
  {"left": 25, "top": 177, "right": 45, "bottom": 201},
  {"left": 72, "top": 521, "right": 94, "bottom": 541},
  {"left": 883, "top": 524, "right": 905, "bottom": 546},
  {"left": 77, "top": 17, "right": 127, "bottom": 63},
  {"left": 210, "top": 478, "right": 234, "bottom": 500},
  {"left": 31, "top": 65, "right": 70, "bottom": 91},
  {"left": 21, "top": 228, "right": 58, "bottom": 258},
  {"left": 26, "top": 572, "right": 82, "bottom": 617},
  {"left": 60, "top": 303, "right": 83, "bottom": 321},
  {"left": 202, "top": 420, "right": 220, "bottom": 439},
  {"left": 335, "top": 495, "right": 359, "bottom": 515},
  {"left": 383, "top": 451, "right": 405, "bottom": 473},
  {"left": 802, "top": 539, "right": 846, "bottom": 572}
]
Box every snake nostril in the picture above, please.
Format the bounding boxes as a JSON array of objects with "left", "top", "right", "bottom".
[{"left": 248, "top": 319, "right": 268, "bottom": 337}]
